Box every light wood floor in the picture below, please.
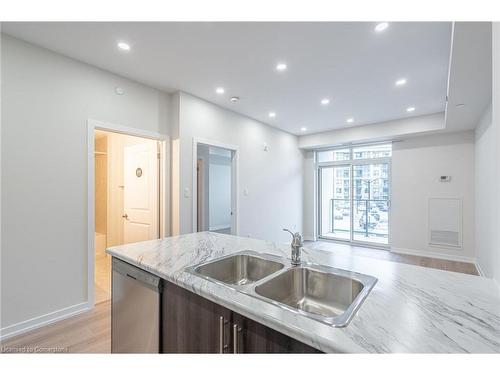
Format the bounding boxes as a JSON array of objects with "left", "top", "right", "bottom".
[
  {"left": 304, "top": 240, "right": 479, "bottom": 275},
  {"left": 0, "top": 241, "right": 479, "bottom": 354},
  {"left": 1, "top": 301, "right": 111, "bottom": 353}
]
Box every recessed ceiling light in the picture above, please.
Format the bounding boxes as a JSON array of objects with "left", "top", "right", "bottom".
[
  {"left": 276, "top": 63, "right": 287, "bottom": 71},
  {"left": 215, "top": 87, "right": 225, "bottom": 94},
  {"left": 407, "top": 106, "right": 416, "bottom": 112},
  {"left": 320, "top": 98, "right": 330, "bottom": 105},
  {"left": 230, "top": 96, "right": 240, "bottom": 103},
  {"left": 375, "top": 22, "right": 389, "bottom": 32},
  {"left": 395, "top": 78, "right": 407, "bottom": 86},
  {"left": 117, "top": 41, "right": 131, "bottom": 51},
  {"left": 300, "top": 127, "right": 307, "bottom": 132},
  {"left": 346, "top": 118, "right": 354, "bottom": 123},
  {"left": 268, "top": 112, "right": 276, "bottom": 118}
]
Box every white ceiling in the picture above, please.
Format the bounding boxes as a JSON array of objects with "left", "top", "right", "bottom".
[{"left": 3, "top": 22, "right": 453, "bottom": 135}]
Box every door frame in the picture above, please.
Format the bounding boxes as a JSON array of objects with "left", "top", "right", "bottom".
[
  {"left": 87, "top": 119, "right": 169, "bottom": 309},
  {"left": 192, "top": 137, "right": 239, "bottom": 235}
]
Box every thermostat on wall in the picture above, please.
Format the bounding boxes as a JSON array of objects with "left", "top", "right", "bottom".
[{"left": 439, "top": 176, "right": 451, "bottom": 182}]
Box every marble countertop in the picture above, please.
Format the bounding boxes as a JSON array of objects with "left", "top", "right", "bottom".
[{"left": 106, "top": 232, "right": 500, "bottom": 353}]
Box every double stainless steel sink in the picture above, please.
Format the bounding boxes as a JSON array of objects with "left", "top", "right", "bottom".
[{"left": 186, "top": 251, "right": 377, "bottom": 327}]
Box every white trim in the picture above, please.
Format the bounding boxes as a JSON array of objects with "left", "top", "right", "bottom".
[
  {"left": 475, "top": 262, "right": 485, "bottom": 277},
  {"left": 159, "top": 140, "right": 170, "bottom": 238},
  {"left": 192, "top": 137, "right": 239, "bottom": 235},
  {"left": 0, "top": 302, "right": 90, "bottom": 341},
  {"left": 391, "top": 246, "right": 475, "bottom": 263},
  {"left": 89, "top": 119, "right": 168, "bottom": 141},
  {"left": 87, "top": 119, "right": 168, "bottom": 310},
  {"left": 209, "top": 224, "right": 231, "bottom": 231}
]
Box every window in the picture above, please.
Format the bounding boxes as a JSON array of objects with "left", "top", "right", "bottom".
[
  {"left": 352, "top": 143, "right": 392, "bottom": 159},
  {"left": 316, "top": 143, "right": 391, "bottom": 246},
  {"left": 316, "top": 148, "right": 350, "bottom": 163}
]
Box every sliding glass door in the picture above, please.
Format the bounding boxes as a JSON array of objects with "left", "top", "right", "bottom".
[
  {"left": 352, "top": 163, "right": 390, "bottom": 244},
  {"left": 317, "top": 144, "right": 391, "bottom": 246},
  {"left": 319, "top": 165, "right": 351, "bottom": 240}
]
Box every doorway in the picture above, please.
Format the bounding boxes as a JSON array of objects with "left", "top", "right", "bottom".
[
  {"left": 193, "top": 141, "right": 238, "bottom": 234},
  {"left": 317, "top": 143, "right": 391, "bottom": 246},
  {"left": 89, "top": 121, "right": 167, "bottom": 307}
]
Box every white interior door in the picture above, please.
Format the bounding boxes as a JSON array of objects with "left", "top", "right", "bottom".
[{"left": 123, "top": 142, "right": 159, "bottom": 244}]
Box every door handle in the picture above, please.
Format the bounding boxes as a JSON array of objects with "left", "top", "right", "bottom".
[
  {"left": 233, "top": 323, "right": 241, "bottom": 354},
  {"left": 122, "top": 214, "right": 129, "bottom": 220},
  {"left": 219, "top": 316, "right": 229, "bottom": 353}
]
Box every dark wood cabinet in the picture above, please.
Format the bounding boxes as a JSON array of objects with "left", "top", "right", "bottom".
[
  {"left": 232, "top": 312, "right": 320, "bottom": 353},
  {"left": 162, "top": 280, "right": 232, "bottom": 353},
  {"left": 162, "top": 281, "right": 321, "bottom": 354}
]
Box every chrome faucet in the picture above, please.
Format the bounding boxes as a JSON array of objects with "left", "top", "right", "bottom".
[{"left": 283, "top": 228, "right": 303, "bottom": 266}]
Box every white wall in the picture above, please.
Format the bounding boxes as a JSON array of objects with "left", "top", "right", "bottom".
[
  {"left": 474, "top": 105, "right": 496, "bottom": 277},
  {"left": 391, "top": 131, "right": 475, "bottom": 261},
  {"left": 475, "top": 23, "right": 500, "bottom": 284},
  {"left": 177, "top": 92, "right": 304, "bottom": 243},
  {"left": 494, "top": 22, "right": 500, "bottom": 284},
  {"left": 302, "top": 151, "right": 316, "bottom": 241},
  {"left": 1, "top": 35, "right": 171, "bottom": 335}
]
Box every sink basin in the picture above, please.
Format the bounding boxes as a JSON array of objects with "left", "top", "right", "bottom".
[
  {"left": 193, "top": 253, "right": 285, "bottom": 286},
  {"left": 187, "top": 251, "right": 377, "bottom": 327},
  {"left": 254, "top": 266, "right": 377, "bottom": 326}
]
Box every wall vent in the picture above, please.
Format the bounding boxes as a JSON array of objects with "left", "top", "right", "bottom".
[
  {"left": 430, "top": 230, "right": 460, "bottom": 247},
  {"left": 428, "top": 198, "right": 462, "bottom": 248}
]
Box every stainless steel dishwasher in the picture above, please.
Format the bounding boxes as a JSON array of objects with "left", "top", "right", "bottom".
[{"left": 112, "top": 257, "right": 162, "bottom": 353}]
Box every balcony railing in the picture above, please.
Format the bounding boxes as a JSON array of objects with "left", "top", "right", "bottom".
[{"left": 329, "top": 198, "right": 389, "bottom": 240}]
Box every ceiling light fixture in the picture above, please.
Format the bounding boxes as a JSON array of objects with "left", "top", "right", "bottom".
[
  {"left": 230, "top": 96, "right": 240, "bottom": 103},
  {"left": 321, "top": 98, "right": 330, "bottom": 105},
  {"left": 407, "top": 106, "right": 415, "bottom": 112},
  {"left": 395, "top": 78, "right": 407, "bottom": 86},
  {"left": 346, "top": 118, "right": 354, "bottom": 123},
  {"left": 375, "top": 22, "right": 389, "bottom": 32},
  {"left": 276, "top": 63, "right": 287, "bottom": 71},
  {"left": 117, "top": 41, "right": 131, "bottom": 51},
  {"left": 300, "top": 127, "right": 307, "bottom": 132},
  {"left": 215, "top": 87, "right": 225, "bottom": 94},
  {"left": 268, "top": 112, "right": 276, "bottom": 118}
]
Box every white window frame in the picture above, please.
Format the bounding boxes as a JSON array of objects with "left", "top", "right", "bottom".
[{"left": 315, "top": 142, "right": 392, "bottom": 249}]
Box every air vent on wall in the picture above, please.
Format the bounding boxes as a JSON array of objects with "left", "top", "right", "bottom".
[
  {"left": 430, "top": 230, "right": 460, "bottom": 247},
  {"left": 428, "top": 198, "right": 462, "bottom": 248}
]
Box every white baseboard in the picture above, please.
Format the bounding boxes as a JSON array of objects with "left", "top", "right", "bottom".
[
  {"left": 391, "top": 246, "right": 475, "bottom": 263},
  {"left": 0, "top": 302, "right": 90, "bottom": 341},
  {"left": 303, "top": 234, "right": 316, "bottom": 242},
  {"left": 475, "top": 262, "right": 485, "bottom": 277},
  {"left": 209, "top": 224, "right": 231, "bottom": 231}
]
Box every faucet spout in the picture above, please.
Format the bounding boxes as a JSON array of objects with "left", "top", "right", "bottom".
[{"left": 282, "top": 228, "right": 303, "bottom": 266}]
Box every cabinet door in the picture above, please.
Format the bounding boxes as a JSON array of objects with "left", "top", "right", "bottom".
[
  {"left": 162, "top": 281, "right": 232, "bottom": 353},
  {"left": 232, "top": 312, "right": 322, "bottom": 353}
]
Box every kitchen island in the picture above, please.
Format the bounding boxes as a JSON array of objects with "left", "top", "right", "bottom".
[{"left": 106, "top": 232, "right": 500, "bottom": 353}]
